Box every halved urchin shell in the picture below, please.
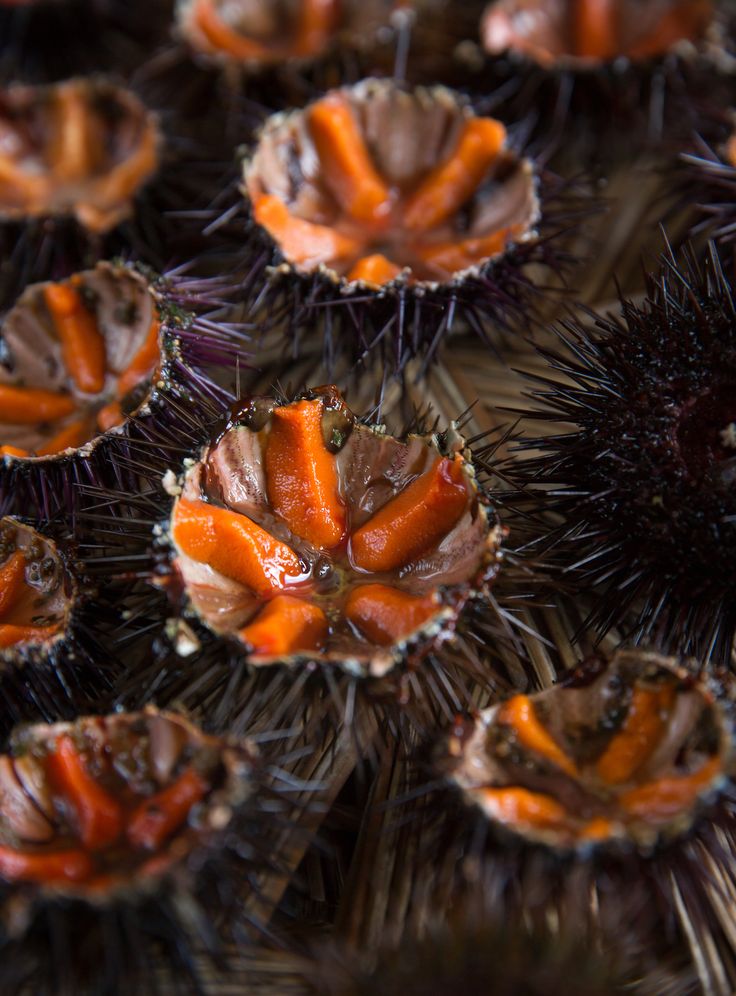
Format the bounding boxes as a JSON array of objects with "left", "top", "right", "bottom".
[
  {"left": 0, "top": 77, "right": 160, "bottom": 235},
  {"left": 481, "top": 0, "right": 715, "bottom": 69},
  {"left": 439, "top": 649, "right": 730, "bottom": 851},
  {"left": 237, "top": 77, "right": 560, "bottom": 372},
  {"left": 165, "top": 386, "right": 503, "bottom": 677},
  {"left": 177, "top": 0, "right": 403, "bottom": 70},
  {"left": 244, "top": 77, "right": 539, "bottom": 290},
  {"left": 0, "top": 517, "right": 76, "bottom": 657},
  {"left": 0, "top": 262, "right": 164, "bottom": 461},
  {"left": 0, "top": 708, "right": 255, "bottom": 912}
]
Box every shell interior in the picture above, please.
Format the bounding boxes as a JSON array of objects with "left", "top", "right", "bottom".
[
  {"left": 168, "top": 388, "right": 499, "bottom": 675},
  {"left": 244, "top": 79, "right": 539, "bottom": 289},
  {"left": 443, "top": 651, "right": 730, "bottom": 850},
  {"left": 0, "top": 518, "right": 75, "bottom": 651},
  {"left": 0, "top": 78, "right": 159, "bottom": 233},
  {"left": 0, "top": 262, "right": 162, "bottom": 460},
  {"left": 481, "top": 0, "right": 713, "bottom": 67},
  {"left": 0, "top": 710, "right": 253, "bottom": 899}
]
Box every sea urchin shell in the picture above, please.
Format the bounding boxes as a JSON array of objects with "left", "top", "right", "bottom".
[
  {"left": 440, "top": 649, "right": 729, "bottom": 851},
  {"left": 0, "top": 262, "right": 163, "bottom": 461},
  {"left": 0, "top": 517, "right": 75, "bottom": 655},
  {"left": 0, "top": 77, "right": 159, "bottom": 235},
  {"left": 239, "top": 77, "right": 555, "bottom": 372},
  {"left": 166, "top": 386, "right": 502, "bottom": 676},
  {"left": 0, "top": 708, "right": 254, "bottom": 908},
  {"left": 481, "top": 0, "right": 714, "bottom": 69}
]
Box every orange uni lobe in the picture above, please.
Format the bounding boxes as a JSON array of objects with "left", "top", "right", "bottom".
[
  {"left": 96, "top": 401, "right": 123, "bottom": 433},
  {"left": 480, "top": 787, "right": 569, "bottom": 830},
  {"left": 0, "top": 446, "right": 29, "bottom": 458},
  {"left": 0, "top": 845, "right": 93, "bottom": 884},
  {"left": 172, "top": 497, "right": 304, "bottom": 596},
  {"left": 47, "top": 735, "right": 123, "bottom": 850},
  {"left": 308, "top": 95, "right": 392, "bottom": 225},
  {"left": 127, "top": 767, "right": 207, "bottom": 851},
  {"left": 239, "top": 595, "right": 328, "bottom": 656},
  {"left": 116, "top": 316, "right": 160, "bottom": 399},
  {"left": 36, "top": 418, "right": 90, "bottom": 456},
  {"left": 347, "top": 254, "right": 402, "bottom": 287},
  {"left": 573, "top": 0, "right": 618, "bottom": 59},
  {"left": 254, "top": 194, "right": 363, "bottom": 270},
  {"left": 265, "top": 398, "right": 346, "bottom": 549},
  {"left": 497, "top": 695, "right": 577, "bottom": 777},
  {"left": 351, "top": 455, "right": 469, "bottom": 572},
  {"left": 193, "top": 0, "right": 273, "bottom": 59},
  {"left": 294, "top": 0, "right": 340, "bottom": 55},
  {"left": 345, "top": 584, "right": 439, "bottom": 645},
  {"left": 44, "top": 283, "right": 106, "bottom": 394},
  {"left": 402, "top": 117, "right": 507, "bottom": 233},
  {"left": 0, "top": 384, "right": 76, "bottom": 424},
  {"left": 619, "top": 756, "right": 722, "bottom": 822},
  {"left": 0, "top": 551, "right": 26, "bottom": 618},
  {"left": 596, "top": 687, "right": 674, "bottom": 785},
  {"left": 412, "top": 226, "right": 521, "bottom": 279}
]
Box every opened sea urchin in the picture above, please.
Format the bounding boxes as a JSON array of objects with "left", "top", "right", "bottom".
[{"left": 166, "top": 386, "right": 502, "bottom": 677}]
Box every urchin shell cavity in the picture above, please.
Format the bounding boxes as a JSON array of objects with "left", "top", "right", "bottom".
[
  {"left": 244, "top": 78, "right": 539, "bottom": 289},
  {"left": 0, "top": 78, "right": 159, "bottom": 233},
  {"left": 0, "top": 262, "right": 162, "bottom": 460},
  {"left": 0, "top": 709, "right": 253, "bottom": 906},
  {"left": 441, "top": 650, "right": 729, "bottom": 850},
  {"left": 0, "top": 518, "right": 74, "bottom": 651},
  {"left": 481, "top": 0, "right": 713, "bottom": 68},
  {"left": 178, "top": 0, "right": 399, "bottom": 66},
  {"left": 168, "top": 387, "right": 501, "bottom": 675}
]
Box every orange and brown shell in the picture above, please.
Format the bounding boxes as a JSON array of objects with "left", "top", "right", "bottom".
[
  {"left": 0, "top": 518, "right": 76, "bottom": 657},
  {"left": 439, "top": 649, "right": 732, "bottom": 851},
  {"left": 177, "top": 0, "right": 409, "bottom": 70},
  {"left": 0, "top": 708, "right": 255, "bottom": 915},
  {"left": 243, "top": 78, "right": 539, "bottom": 291},
  {"left": 165, "top": 387, "right": 503, "bottom": 677},
  {"left": 0, "top": 262, "right": 169, "bottom": 463},
  {"left": 0, "top": 77, "right": 160, "bottom": 234},
  {"left": 481, "top": 0, "right": 714, "bottom": 69}
]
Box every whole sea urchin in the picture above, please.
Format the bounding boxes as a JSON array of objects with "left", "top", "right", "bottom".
[
  {"left": 511, "top": 241, "right": 736, "bottom": 665},
  {"left": 236, "top": 77, "right": 574, "bottom": 375}
]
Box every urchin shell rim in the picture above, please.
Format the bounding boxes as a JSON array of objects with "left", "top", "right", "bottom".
[
  {"left": 444, "top": 647, "right": 735, "bottom": 857},
  {"left": 241, "top": 76, "right": 543, "bottom": 295},
  {"left": 0, "top": 705, "right": 258, "bottom": 911},
  {"left": 161, "top": 389, "right": 507, "bottom": 679}
]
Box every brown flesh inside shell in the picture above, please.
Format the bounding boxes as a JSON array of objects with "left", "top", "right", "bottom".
[
  {"left": 0, "top": 518, "right": 74, "bottom": 650},
  {"left": 443, "top": 651, "right": 728, "bottom": 849},
  {"left": 0, "top": 78, "right": 159, "bottom": 233},
  {"left": 0, "top": 710, "right": 251, "bottom": 895},
  {"left": 168, "top": 388, "right": 498, "bottom": 673},
  {"left": 481, "top": 0, "right": 713, "bottom": 67},
  {"left": 0, "top": 262, "right": 161, "bottom": 459},
  {"left": 244, "top": 80, "right": 538, "bottom": 287}
]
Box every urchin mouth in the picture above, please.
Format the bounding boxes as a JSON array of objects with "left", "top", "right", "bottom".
[
  {"left": 0, "top": 710, "right": 252, "bottom": 900},
  {"left": 0, "top": 263, "right": 162, "bottom": 461},
  {"left": 167, "top": 387, "right": 499, "bottom": 673},
  {"left": 0, "top": 78, "right": 159, "bottom": 234},
  {"left": 481, "top": 0, "right": 713, "bottom": 68},
  {"left": 244, "top": 79, "right": 539, "bottom": 290},
  {"left": 0, "top": 518, "right": 74, "bottom": 651},
  {"left": 442, "top": 650, "right": 729, "bottom": 851},
  {"left": 675, "top": 382, "right": 736, "bottom": 480}
]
